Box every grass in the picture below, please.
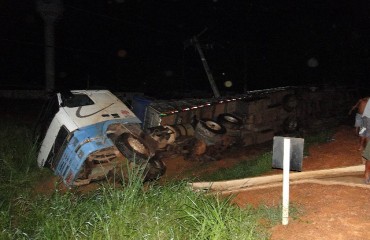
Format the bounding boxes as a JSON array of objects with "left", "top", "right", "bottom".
[
  {"left": 0, "top": 119, "right": 46, "bottom": 208},
  {"left": 0, "top": 119, "right": 44, "bottom": 239},
  {"left": 196, "top": 127, "right": 336, "bottom": 182},
  {"left": 199, "top": 152, "right": 274, "bottom": 182},
  {"left": 0, "top": 116, "right": 334, "bottom": 239},
  {"left": 2, "top": 178, "right": 275, "bottom": 240},
  {"left": 0, "top": 118, "right": 293, "bottom": 240}
]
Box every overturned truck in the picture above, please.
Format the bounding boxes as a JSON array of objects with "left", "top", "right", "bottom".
[
  {"left": 36, "top": 90, "right": 166, "bottom": 187},
  {"left": 136, "top": 86, "right": 354, "bottom": 161},
  {"left": 36, "top": 86, "right": 354, "bottom": 186}
]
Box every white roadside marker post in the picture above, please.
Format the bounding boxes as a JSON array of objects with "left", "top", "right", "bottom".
[{"left": 282, "top": 138, "right": 291, "bottom": 225}]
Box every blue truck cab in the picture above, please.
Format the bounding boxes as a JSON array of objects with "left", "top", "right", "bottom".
[{"left": 37, "top": 90, "right": 165, "bottom": 186}]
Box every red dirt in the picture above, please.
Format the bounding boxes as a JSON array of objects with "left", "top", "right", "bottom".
[{"left": 163, "top": 125, "right": 370, "bottom": 239}]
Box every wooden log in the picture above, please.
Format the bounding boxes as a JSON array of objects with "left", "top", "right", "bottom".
[{"left": 191, "top": 165, "right": 364, "bottom": 192}]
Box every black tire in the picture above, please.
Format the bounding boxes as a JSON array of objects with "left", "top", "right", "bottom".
[
  {"left": 217, "top": 113, "right": 243, "bottom": 130},
  {"left": 144, "top": 158, "right": 166, "bottom": 181},
  {"left": 282, "top": 94, "right": 298, "bottom": 112},
  {"left": 115, "top": 133, "right": 151, "bottom": 162}
]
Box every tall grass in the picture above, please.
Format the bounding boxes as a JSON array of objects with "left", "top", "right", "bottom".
[
  {"left": 0, "top": 120, "right": 42, "bottom": 206},
  {"left": 0, "top": 117, "right": 58, "bottom": 238},
  {"left": 3, "top": 178, "right": 272, "bottom": 239},
  {"left": 0, "top": 119, "right": 301, "bottom": 240}
]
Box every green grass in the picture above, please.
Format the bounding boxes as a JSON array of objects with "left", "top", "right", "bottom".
[
  {"left": 2, "top": 180, "right": 275, "bottom": 240},
  {"left": 196, "top": 128, "right": 336, "bottom": 182},
  {"left": 0, "top": 118, "right": 304, "bottom": 240},
  {"left": 198, "top": 152, "right": 274, "bottom": 182},
  {"left": 0, "top": 119, "right": 46, "bottom": 208},
  {"left": 255, "top": 202, "right": 303, "bottom": 226}
]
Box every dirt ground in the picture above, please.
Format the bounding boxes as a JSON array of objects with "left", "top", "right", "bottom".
[
  {"left": 240, "top": 125, "right": 370, "bottom": 240},
  {"left": 34, "top": 121, "right": 370, "bottom": 239},
  {"left": 161, "top": 124, "right": 370, "bottom": 240}
]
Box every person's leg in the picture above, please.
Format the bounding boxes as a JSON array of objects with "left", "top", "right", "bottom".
[
  {"left": 366, "top": 117, "right": 370, "bottom": 146},
  {"left": 359, "top": 137, "right": 366, "bottom": 151},
  {"left": 363, "top": 141, "right": 370, "bottom": 183},
  {"left": 355, "top": 113, "right": 362, "bottom": 135},
  {"left": 359, "top": 117, "right": 369, "bottom": 150},
  {"left": 365, "top": 160, "right": 370, "bottom": 184}
]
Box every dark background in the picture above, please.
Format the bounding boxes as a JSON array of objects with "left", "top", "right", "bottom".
[{"left": 1, "top": 0, "right": 370, "bottom": 98}]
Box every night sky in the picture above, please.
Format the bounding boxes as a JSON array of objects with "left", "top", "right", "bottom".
[{"left": 1, "top": 0, "right": 370, "bottom": 97}]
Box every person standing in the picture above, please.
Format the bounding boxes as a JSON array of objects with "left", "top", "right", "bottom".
[
  {"left": 361, "top": 97, "right": 370, "bottom": 150},
  {"left": 362, "top": 141, "right": 370, "bottom": 184},
  {"left": 349, "top": 97, "right": 369, "bottom": 150}
]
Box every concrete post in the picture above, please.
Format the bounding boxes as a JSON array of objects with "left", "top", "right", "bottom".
[{"left": 36, "top": 0, "right": 63, "bottom": 92}]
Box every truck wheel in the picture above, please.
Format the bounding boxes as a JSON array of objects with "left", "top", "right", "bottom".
[
  {"left": 144, "top": 158, "right": 166, "bottom": 181},
  {"left": 195, "top": 119, "right": 226, "bottom": 144},
  {"left": 199, "top": 119, "right": 226, "bottom": 135},
  {"left": 217, "top": 113, "right": 243, "bottom": 130},
  {"left": 115, "top": 133, "right": 151, "bottom": 162}
]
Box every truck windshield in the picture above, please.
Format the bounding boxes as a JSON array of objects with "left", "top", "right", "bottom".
[{"left": 62, "top": 94, "right": 94, "bottom": 108}]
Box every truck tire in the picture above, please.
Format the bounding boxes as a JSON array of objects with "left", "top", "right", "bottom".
[
  {"left": 174, "top": 123, "right": 195, "bottom": 137},
  {"left": 115, "top": 133, "right": 151, "bottom": 162},
  {"left": 195, "top": 119, "right": 226, "bottom": 144},
  {"left": 198, "top": 119, "right": 226, "bottom": 135},
  {"left": 163, "top": 125, "right": 177, "bottom": 144},
  {"left": 144, "top": 158, "right": 166, "bottom": 181},
  {"left": 217, "top": 113, "right": 243, "bottom": 130}
]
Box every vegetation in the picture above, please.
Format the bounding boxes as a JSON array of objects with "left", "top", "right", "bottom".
[
  {"left": 197, "top": 127, "right": 336, "bottom": 182},
  {"left": 0, "top": 119, "right": 294, "bottom": 240},
  {"left": 303, "top": 128, "right": 336, "bottom": 156},
  {"left": 0, "top": 119, "right": 46, "bottom": 208},
  {"left": 1, "top": 179, "right": 283, "bottom": 240},
  {"left": 199, "top": 152, "right": 274, "bottom": 182},
  {"left": 0, "top": 115, "right": 336, "bottom": 239}
]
